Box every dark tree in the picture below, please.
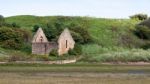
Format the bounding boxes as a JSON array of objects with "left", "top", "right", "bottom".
[
  {"left": 12, "top": 22, "right": 20, "bottom": 28},
  {"left": 130, "top": 14, "right": 148, "bottom": 20},
  {"left": 135, "top": 25, "right": 150, "bottom": 40},
  {"left": 32, "top": 25, "right": 40, "bottom": 32}
]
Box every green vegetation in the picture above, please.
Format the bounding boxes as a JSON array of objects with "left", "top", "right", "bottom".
[
  {"left": 68, "top": 44, "right": 82, "bottom": 55},
  {"left": 1, "top": 64, "right": 150, "bottom": 84},
  {"left": 0, "top": 63, "right": 150, "bottom": 73},
  {"left": 0, "top": 72, "right": 150, "bottom": 84},
  {"left": 0, "top": 15, "right": 149, "bottom": 62},
  {"left": 81, "top": 45, "right": 150, "bottom": 62},
  {"left": 0, "top": 27, "right": 24, "bottom": 49},
  {"left": 130, "top": 13, "right": 148, "bottom": 20}
]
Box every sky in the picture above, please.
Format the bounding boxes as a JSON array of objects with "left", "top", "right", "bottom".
[{"left": 0, "top": 0, "right": 150, "bottom": 18}]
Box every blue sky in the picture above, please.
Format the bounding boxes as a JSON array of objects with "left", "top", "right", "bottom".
[{"left": 0, "top": 0, "right": 150, "bottom": 18}]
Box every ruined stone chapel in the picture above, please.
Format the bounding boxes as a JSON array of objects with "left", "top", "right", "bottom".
[{"left": 32, "top": 28, "right": 75, "bottom": 55}]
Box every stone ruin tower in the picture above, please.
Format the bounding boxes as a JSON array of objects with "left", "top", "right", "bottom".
[{"left": 32, "top": 28, "right": 75, "bottom": 55}]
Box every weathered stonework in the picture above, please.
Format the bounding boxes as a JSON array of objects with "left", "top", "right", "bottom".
[
  {"left": 32, "top": 42, "right": 57, "bottom": 55},
  {"left": 32, "top": 28, "right": 57, "bottom": 55},
  {"left": 32, "top": 28, "right": 48, "bottom": 43},
  {"left": 58, "top": 28, "right": 75, "bottom": 55},
  {"left": 32, "top": 28, "right": 75, "bottom": 56}
]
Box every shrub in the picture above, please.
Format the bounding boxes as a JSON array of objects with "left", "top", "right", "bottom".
[
  {"left": 0, "top": 27, "right": 31, "bottom": 50},
  {"left": 1, "top": 40, "right": 22, "bottom": 49},
  {"left": 141, "top": 43, "right": 150, "bottom": 49},
  {"left": 32, "top": 25, "right": 40, "bottom": 32},
  {"left": 130, "top": 14, "right": 148, "bottom": 20},
  {"left": 43, "top": 23, "right": 58, "bottom": 40},
  {"left": 16, "top": 29, "right": 32, "bottom": 43},
  {"left": 68, "top": 44, "right": 82, "bottom": 55},
  {"left": 135, "top": 25, "right": 150, "bottom": 40},
  {"left": 9, "top": 55, "right": 21, "bottom": 62},
  {"left": 70, "top": 26, "right": 92, "bottom": 44},
  {"left": 39, "top": 55, "right": 49, "bottom": 61},
  {"left": 12, "top": 22, "right": 20, "bottom": 28},
  {"left": 20, "top": 43, "right": 31, "bottom": 54},
  {"left": 0, "top": 27, "right": 24, "bottom": 49},
  {"left": 70, "top": 31, "right": 84, "bottom": 44},
  {"left": 49, "top": 49, "right": 58, "bottom": 56},
  {"left": 8, "top": 52, "right": 27, "bottom": 62},
  {"left": 139, "top": 18, "right": 150, "bottom": 28},
  {"left": 118, "top": 32, "right": 143, "bottom": 48}
]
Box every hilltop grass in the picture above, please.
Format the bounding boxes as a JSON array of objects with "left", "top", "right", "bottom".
[
  {"left": 5, "top": 15, "right": 142, "bottom": 47},
  {"left": 2, "top": 15, "right": 150, "bottom": 62},
  {"left": 88, "top": 18, "right": 142, "bottom": 47}
]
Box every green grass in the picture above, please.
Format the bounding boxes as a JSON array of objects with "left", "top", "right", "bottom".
[
  {"left": 0, "top": 72, "right": 150, "bottom": 84},
  {"left": 88, "top": 18, "right": 141, "bottom": 47},
  {"left": 6, "top": 15, "right": 142, "bottom": 45},
  {"left": 81, "top": 45, "right": 150, "bottom": 62},
  {"left": 0, "top": 63, "right": 150, "bottom": 84},
  {"left": 5, "top": 15, "right": 142, "bottom": 48},
  {"left": 3, "top": 15, "right": 150, "bottom": 62},
  {"left": 0, "top": 63, "right": 150, "bottom": 73}
]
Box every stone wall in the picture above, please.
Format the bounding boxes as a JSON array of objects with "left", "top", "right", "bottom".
[
  {"left": 58, "top": 28, "right": 75, "bottom": 55},
  {"left": 32, "top": 42, "right": 57, "bottom": 55}
]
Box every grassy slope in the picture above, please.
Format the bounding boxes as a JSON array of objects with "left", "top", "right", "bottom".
[
  {"left": 5, "top": 15, "right": 140, "bottom": 47},
  {"left": 3, "top": 15, "right": 150, "bottom": 62},
  {"left": 88, "top": 18, "right": 138, "bottom": 46}
]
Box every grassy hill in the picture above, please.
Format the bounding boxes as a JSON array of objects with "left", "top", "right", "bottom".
[
  {"left": 5, "top": 15, "right": 142, "bottom": 47},
  {"left": 1, "top": 15, "right": 149, "bottom": 62}
]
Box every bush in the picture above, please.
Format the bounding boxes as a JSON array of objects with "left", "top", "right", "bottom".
[
  {"left": 130, "top": 14, "right": 148, "bottom": 20},
  {"left": 16, "top": 29, "right": 32, "bottom": 43},
  {"left": 0, "top": 27, "right": 31, "bottom": 50},
  {"left": 139, "top": 18, "right": 150, "bottom": 28},
  {"left": 38, "top": 55, "right": 49, "bottom": 61},
  {"left": 141, "top": 43, "right": 150, "bottom": 49},
  {"left": 1, "top": 40, "right": 22, "bottom": 49},
  {"left": 43, "top": 23, "right": 58, "bottom": 40},
  {"left": 70, "top": 26, "right": 92, "bottom": 44},
  {"left": 0, "top": 27, "right": 24, "bottom": 49},
  {"left": 49, "top": 49, "right": 58, "bottom": 56},
  {"left": 70, "top": 31, "right": 84, "bottom": 44},
  {"left": 32, "top": 25, "right": 40, "bottom": 32},
  {"left": 68, "top": 44, "right": 82, "bottom": 55},
  {"left": 12, "top": 22, "right": 20, "bottom": 28},
  {"left": 8, "top": 52, "right": 27, "bottom": 62},
  {"left": 20, "top": 43, "right": 31, "bottom": 54},
  {"left": 135, "top": 25, "right": 150, "bottom": 40},
  {"left": 118, "top": 33, "right": 143, "bottom": 48}
]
